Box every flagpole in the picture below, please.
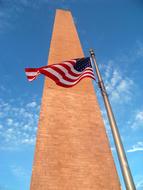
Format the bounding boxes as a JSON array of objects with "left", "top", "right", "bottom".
[{"left": 89, "top": 49, "right": 136, "bottom": 190}]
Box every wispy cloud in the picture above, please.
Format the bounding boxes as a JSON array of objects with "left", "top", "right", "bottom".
[
  {"left": 101, "top": 110, "right": 110, "bottom": 133},
  {"left": 136, "top": 111, "right": 143, "bottom": 122},
  {"left": 127, "top": 141, "right": 143, "bottom": 153},
  {"left": 0, "top": 97, "right": 40, "bottom": 150},
  {"left": 101, "top": 62, "right": 134, "bottom": 104},
  {"left": 128, "top": 110, "right": 143, "bottom": 130},
  {"left": 26, "top": 101, "right": 38, "bottom": 108},
  {"left": 111, "top": 146, "right": 115, "bottom": 152},
  {"left": 0, "top": 0, "right": 41, "bottom": 32},
  {"left": 134, "top": 175, "right": 143, "bottom": 190},
  {"left": 11, "top": 164, "right": 30, "bottom": 180},
  {"left": 97, "top": 41, "right": 143, "bottom": 106},
  {"left": 136, "top": 179, "right": 143, "bottom": 190}
]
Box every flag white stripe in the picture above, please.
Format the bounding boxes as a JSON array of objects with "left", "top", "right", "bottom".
[
  {"left": 28, "top": 78, "right": 34, "bottom": 81},
  {"left": 25, "top": 71, "right": 39, "bottom": 76}
]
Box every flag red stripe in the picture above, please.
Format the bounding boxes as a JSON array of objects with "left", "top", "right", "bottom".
[{"left": 25, "top": 68, "right": 39, "bottom": 72}]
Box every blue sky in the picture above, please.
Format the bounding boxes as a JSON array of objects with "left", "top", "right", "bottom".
[{"left": 0, "top": 0, "right": 143, "bottom": 189}]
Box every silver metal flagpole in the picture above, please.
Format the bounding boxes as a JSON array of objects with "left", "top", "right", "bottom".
[{"left": 89, "top": 49, "right": 136, "bottom": 190}]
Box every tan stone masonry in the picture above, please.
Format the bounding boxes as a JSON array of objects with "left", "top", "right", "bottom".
[{"left": 30, "top": 9, "right": 121, "bottom": 190}]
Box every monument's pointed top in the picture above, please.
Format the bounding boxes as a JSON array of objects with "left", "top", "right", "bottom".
[
  {"left": 48, "top": 7, "right": 84, "bottom": 67},
  {"left": 56, "top": 8, "right": 71, "bottom": 13}
]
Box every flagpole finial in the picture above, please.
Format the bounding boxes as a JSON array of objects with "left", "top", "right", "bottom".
[{"left": 89, "top": 49, "right": 95, "bottom": 56}]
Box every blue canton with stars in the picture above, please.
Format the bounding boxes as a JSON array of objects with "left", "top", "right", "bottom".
[{"left": 74, "top": 57, "right": 92, "bottom": 72}]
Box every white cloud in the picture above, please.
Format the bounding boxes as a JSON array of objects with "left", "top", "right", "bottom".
[
  {"left": 7, "top": 118, "right": 13, "bottom": 126},
  {"left": 111, "top": 70, "right": 121, "bottom": 88},
  {"left": 101, "top": 110, "right": 110, "bottom": 133},
  {"left": 111, "top": 147, "right": 115, "bottom": 152},
  {"left": 98, "top": 41, "right": 143, "bottom": 106},
  {"left": 136, "top": 111, "right": 143, "bottom": 122},
  {"left": 21, "top": 137, "right": 35, "bottom": 145},
  {"left": 134, "top": 175, "right": 143, "bottom": 190},
  {"left": 0, "top": 98, "right": 40, "bottom": 149},
  {"left": 130, "top": 110, "right": 143, "bottom": 129},
  {"left": 26, "top": 101, "right": 37, "bottom": 108},
  {"left": 102, "top": 63, "right": 134, "bottom": 103},
  {"left": 136, "top": 179, "right": 143, "bottom": 190},
  {"left": 11, "top": 164, "right": 30, "bottom": 179},
  {"left": 0, "top": 0, "right": 39, "bottom": 32},
  {"left": 127, "top": 142, "right": 143, "bottom": 153}
]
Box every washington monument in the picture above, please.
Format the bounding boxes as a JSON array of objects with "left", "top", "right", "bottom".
[{"left": 30, "top": 9, "right": 121, "bottom": 190}]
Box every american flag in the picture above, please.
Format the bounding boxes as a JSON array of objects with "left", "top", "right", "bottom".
[{"left": 25, "top": 57, "right": 95, "bottom": 88}]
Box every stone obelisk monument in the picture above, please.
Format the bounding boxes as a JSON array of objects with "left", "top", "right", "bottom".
[{"left": 30, "top": 9, "right": 121, "bottom": 190}]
